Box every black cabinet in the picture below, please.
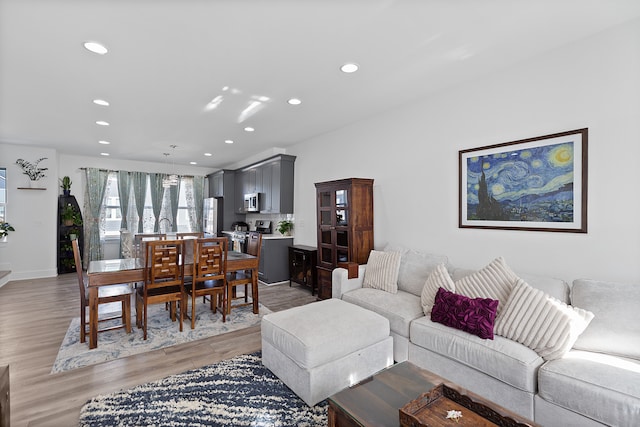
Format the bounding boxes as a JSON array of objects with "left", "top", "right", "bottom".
[
  {"left": 57, "top": 195, "right": 84, "bottom": 274},
  {"left": 289, "top": 245, "right": 317, "bottom": 295},
  {"left": 208, "top": 170, "right": 242, "bottom": 231}
]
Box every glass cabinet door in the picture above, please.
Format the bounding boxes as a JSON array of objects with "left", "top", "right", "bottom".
[{"left": 317, "top": 186, "right": 351, "bottom": 267}]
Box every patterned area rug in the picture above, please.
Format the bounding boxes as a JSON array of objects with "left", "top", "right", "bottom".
[
  {"left": 79, "top": 352, "right": 328, "bottom": 427},
  {"left": 52, "top": 302, "right": 270, "bottom": 374}
]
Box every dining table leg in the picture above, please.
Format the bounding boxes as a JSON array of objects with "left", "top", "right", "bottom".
[
  {"left": 89, "top": 286, "right": 99, "bottom": 349},
  {"left": 252, "top": 267, "right": 259, "bottom": 314}
]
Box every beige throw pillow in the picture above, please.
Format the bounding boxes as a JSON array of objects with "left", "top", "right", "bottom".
[
  {"left": 421, "top": 263, "right": 455, "bottom": 315},
  {"left": 363, "top": 250, "right": 401, "bottom": 294},
  {"left": 495, "top": 279, "right": 595, "bottom": 360},
  {"left": 455, "top": 257, "right": 517, "bottom": 317}
]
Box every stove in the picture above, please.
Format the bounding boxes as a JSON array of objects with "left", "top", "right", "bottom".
[{"left": 255, "top": 220, "right": 272, "bottom": 234}]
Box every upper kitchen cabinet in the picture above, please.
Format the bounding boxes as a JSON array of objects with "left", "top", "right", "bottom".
[
  {"left": 235, "top": 154, "right": 296, "bottom": 214},
  {"left": 209, "top": 169, "right": 235, "bottom": 198}
]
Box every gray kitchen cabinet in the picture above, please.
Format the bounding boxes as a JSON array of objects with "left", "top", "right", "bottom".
[
  {"left": 208, "top": 169, "right": 244, "bottom": 231},
  {"left": 234, "top": 154, "right": 296, "bottom": 214},
  {"left": 259, "top": 237, "right": 294, "bottom": 283},
  {"left": 209, "top": 169, "right": 235, "bottom": 198}
]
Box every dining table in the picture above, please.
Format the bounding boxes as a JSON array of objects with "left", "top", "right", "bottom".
[{"left": 86, "top": 250, "right": 259, "bottom": 349}]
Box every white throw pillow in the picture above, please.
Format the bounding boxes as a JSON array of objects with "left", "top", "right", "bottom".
[
  {"left": 363, "top": 250, "right": 402, "bottom": 294},
  {"left": 455, "top": 257, "right": 517, "bottom": 317},
  {"left": 421, "top": 263, "right": 455, "bottom": 315},
  {"left": 495, "top": 279, "right": 595, "bottom": 360}
]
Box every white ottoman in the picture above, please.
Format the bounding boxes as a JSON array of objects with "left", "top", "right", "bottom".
[{"left": 261, "top": 298, "right": 394, "bottom": 406}]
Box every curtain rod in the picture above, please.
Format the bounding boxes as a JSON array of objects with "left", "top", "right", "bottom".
[{"left": 78, "top": 167, "right": 197, "bottom": 178}]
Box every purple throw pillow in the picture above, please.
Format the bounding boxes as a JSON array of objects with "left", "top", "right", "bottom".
[{"left": 431, "top": 287, "right": 499, "bottom": 339}]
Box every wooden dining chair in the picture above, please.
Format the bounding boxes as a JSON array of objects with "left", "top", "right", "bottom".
[
  {"left": 134, "top": 233, "right": 167, "bottom": 258},
  {"left": 176, "top": 232, "right": 204, "bottom": 239},
  {"left": 135, "top": 239, "right": 187, "bottom": 340},
  {"left": 226, "top": 231, "right": 262, "bottom": 314},
  {"left": 72, "top": 239, "right": 132, "bottom": 344},
  {"left": 187, "top": 237, "right": 228, "bottom": 328}
]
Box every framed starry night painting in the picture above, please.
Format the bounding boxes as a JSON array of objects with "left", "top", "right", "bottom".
[{"left": 459, "top": 128, "right": 588, "bottom": 233}]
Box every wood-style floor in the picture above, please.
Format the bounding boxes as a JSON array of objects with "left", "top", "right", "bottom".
[{"left": 0, "top": 274, "right": 317, "bottom": 426}]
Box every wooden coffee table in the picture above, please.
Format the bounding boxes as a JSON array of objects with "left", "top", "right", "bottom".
[{"left": 327, "top": 362, "right": 538, "bottom": 427}]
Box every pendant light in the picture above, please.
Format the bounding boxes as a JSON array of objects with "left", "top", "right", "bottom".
[{"left": 162, "top": 145, "right": 179, "bottom": 188}]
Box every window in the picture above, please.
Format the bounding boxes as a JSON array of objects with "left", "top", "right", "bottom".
[{"left": 100, "top": 172, "right": 198, "bottom": 239}]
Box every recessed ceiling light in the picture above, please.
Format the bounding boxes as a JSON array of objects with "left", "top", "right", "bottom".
[
  {"left": 340, "top": 63, "right": 359, "bottom": 73},
  {"left": 84, "top": 42, "right": 108, "bottom": 55},
  {"left": 287, "top": 98, "right": 302, "bottom": 105},
  {"left": 224, "top": 140, "right": 234, "bottom": 144},
  {"left": 244, "top": 127, "right": 254, "bottom": 132},
  {"left": 190, "top": 161, "right": 197, "bottom": 165},
  {"left": 98, "top": 140, "right": 111, "bottom": 145},
  {"left": 100, "top": 152, "right": 110, "bottom": 156},
  {"left": 204, "top": 153, "right": 212, "bottom": 156},
  {"left": 93, "top": 99, "right": 109, "bottom": 106},
  {"left": 96, "top": 120, "right": 109, "bottom": 126}
]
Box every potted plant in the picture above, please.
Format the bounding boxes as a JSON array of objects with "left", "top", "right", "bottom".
[
  {"left": 277, "top": 219, "right": 293, "bottom": 236},
  {"left": 60, "top": 176, "right": 72, "bottom": 196},
  {"left": 15, "top": 158, "right": 48, "bottom": 186},
  {"left": 0, "top": 221, "right": 15, "bottom": 240},
  {"left": 62, "top": 203, "right": 76, "bottom": 226}
]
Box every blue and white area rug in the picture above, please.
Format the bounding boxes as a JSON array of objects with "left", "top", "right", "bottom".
[
  {"left": 52, "top": 302, "right": 270, "bottom": 374},
  {"left": 79, "top": 352, "right": 327, "bottom": 427}
]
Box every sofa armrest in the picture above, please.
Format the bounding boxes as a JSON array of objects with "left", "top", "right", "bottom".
[{"left": 332, "top": 265, "right": 367, "bottom": 299}]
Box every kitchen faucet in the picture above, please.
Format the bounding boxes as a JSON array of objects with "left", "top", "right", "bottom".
[{"left": 158, "top": 217, "right": 172, "bottom": 230}]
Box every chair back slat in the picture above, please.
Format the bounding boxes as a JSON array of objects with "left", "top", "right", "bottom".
[
  {"left": 144, "top": 239, "right": 184, "bottom": 289},
  {"left": 195, "top": 237, "right": 227, "bottom": 281}
]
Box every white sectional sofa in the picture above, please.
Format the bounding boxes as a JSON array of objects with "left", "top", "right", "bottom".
[{"left": 332, "top": 246, "right": 640, "bottom": 427}]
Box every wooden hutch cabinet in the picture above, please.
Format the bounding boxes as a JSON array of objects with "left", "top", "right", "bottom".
[{"left": 315, "top": 178, "right": 374, "bottom": 299}]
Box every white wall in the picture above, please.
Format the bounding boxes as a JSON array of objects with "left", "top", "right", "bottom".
[
  {"left": 289, "top": 18, "right": 640, "bottom": 285},
  {"left": 0, "top": 144, "right": 59, "bottom": 279},
  {"left": 0, "top": 147, "right": 214, "bottom": 282}
]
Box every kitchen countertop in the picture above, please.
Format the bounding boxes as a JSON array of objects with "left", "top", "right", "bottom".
[{"left": 221, "top": 230, "right": 293, "bottom": 240}]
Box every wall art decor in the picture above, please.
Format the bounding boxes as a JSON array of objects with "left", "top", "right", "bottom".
[{"left": 459, "top": 128, "right": 587, "bottom": 233}]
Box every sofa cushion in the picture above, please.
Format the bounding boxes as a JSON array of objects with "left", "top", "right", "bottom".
[
  {"left": 342, "top": 288, "right": 423, "bottom": 338},
  {"left": 421, "top": 263, "right": 455, "bottom": 315},
  {"left": 538, "top": 350, "right": 640, "bottom": 427},
  {"left": 362, "top": 250, "right": 401, "bottom": 294},
  {"left": 384, "top": 245, "right": 449, "bottom": 296},
  {"left": 571, "top": 279, "right": 640, "bottom": 360},
  {"left": 455, "top": 257, "right": 518, "bottom": 317},
  {"left": 431, "top": 288, "right": 498, "bottom": 340},
  {"left": 495, "top": 279, "right": 594, "bottom": 361},
  {"left": 410, "top": 316, "right": 543, "bottom": 392}
]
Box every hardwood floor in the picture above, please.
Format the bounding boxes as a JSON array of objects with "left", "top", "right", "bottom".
[{"left": 0, "top": 274, "right": 317, "bottom": 426}]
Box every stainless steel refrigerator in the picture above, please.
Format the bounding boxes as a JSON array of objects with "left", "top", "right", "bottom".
[{"left": 203, "top": 197, "right": 223, "bottom": 237}]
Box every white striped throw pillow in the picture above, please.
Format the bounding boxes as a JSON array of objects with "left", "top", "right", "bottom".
[
  {"left": 455, "top": 256, "right": 517, "bottom": 317},
  {"left": 495, "top": 279, "right": 594, "bottom": 360},
  {"left": 363, "top": 250, "right": 402, "bottom": 294}
]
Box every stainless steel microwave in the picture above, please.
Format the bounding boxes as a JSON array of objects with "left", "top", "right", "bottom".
[{"left": 244, "top": 193, "right": 260, "bottom": 212}]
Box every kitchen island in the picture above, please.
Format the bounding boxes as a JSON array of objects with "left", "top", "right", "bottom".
[{"left": 222, "top": 231, "right": 293, "bottom": 284}]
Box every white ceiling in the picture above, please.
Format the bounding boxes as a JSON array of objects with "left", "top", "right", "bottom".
[{"left": 2, "top": 0, "right": 639, "bottom": 169}]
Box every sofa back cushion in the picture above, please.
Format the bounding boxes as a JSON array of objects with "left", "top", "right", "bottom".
[
  {"left": 571, "top": 279, "right": 640, "bottom": 360},
  {"left": 384, "top": 245, "right": 449, "bottom": 296},
  {"left": 495, "top": 279, "right": 594, "bottom": 360},
  {"left": 451, "top": 268, "right": 570, "bottom": 304},
  {"left": 362, "top": 250, "right": 402, "bottom": 294}
]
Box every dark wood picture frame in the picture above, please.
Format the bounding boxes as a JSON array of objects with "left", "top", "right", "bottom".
[{"left": 459, "top": 128, "right": 588, "bottom": 233}]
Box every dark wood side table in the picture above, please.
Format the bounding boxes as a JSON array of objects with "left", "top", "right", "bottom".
[
  {"left": 328, "top": 362, "right": 538, "bottom": 427},
  {"left": 288, "top": 245, "right": 317, "bottom": 295},
  {"left": 328, "top": 362, "right": 440, "bottom": 427}
]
